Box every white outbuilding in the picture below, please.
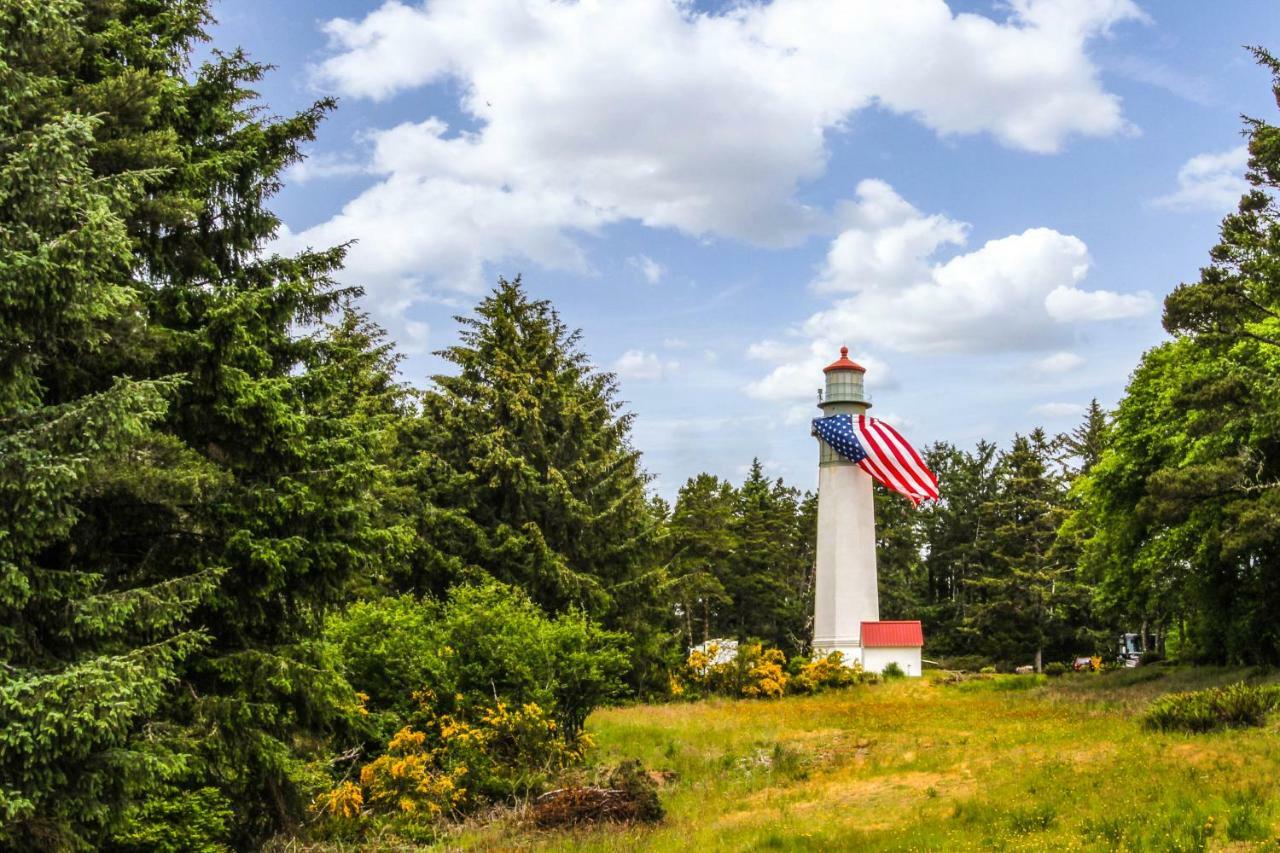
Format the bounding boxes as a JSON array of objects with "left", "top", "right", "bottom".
[{"left": 859, "top": 621, "right": 924, "bottom": 677}]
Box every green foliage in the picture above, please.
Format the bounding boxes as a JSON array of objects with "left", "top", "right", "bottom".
[
  {"left": 1142, "top": 682, "right": 1280, "bottom": 732},
  {"left": 0, "top": 3, "right": 221, "bottom": 845},
  {"left": 1072, "top": 50, "right": 1280, "bottom": 665},
  {"left": 400, "top": 277, "right": 668, "bottom": 691},
  {"left": 790, "top": 652, "right": 860, "bottom": 693},
  {"left": 881, "top": 662, "right": 905, "bottom": 679},
  {"left": 664, "top": 462, "right": 815, "bottom": 656},
  {"left": 1044, "top": 662, "right": 1069, "bottom": 677},
  {"left": 329, "top": 583, "right": 630, "bottom": 740}
]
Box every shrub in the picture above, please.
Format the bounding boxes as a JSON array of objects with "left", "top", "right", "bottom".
[
  {"left": 882, "top": 662, "right": 905, "bottom": 679},
  {"left": 329, "top": 582, "right": 630, "bottom": 738},
  {"left": 1142, "top": 682, "right": 1280, "bottom": 733},
  {"left": 683, "top": 642, "right": 789, "bottom": 698},
  {"left": 979, "top": 665, "right": 998, "bottom": 674},
  {"left": 1044, "top": 662, "right": 1068, "bottom": 677},
  {"left": 742, "top": 647, "right": 789, "bottom": 698},
  {"left": 314, "top": 698, "right": 588, "bottom": 831},
  {"left": 791, "top": 652, "right": 858, "bottom": 693}
]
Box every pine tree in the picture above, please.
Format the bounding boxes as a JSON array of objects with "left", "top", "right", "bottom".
[
  {"left": 1055, "top": 398, "right": 1108, "bottom": 476},
  {"left": 16, "top": 1, "right": 411, "bottom": 841},
  {"left": 915, "top": 441, "right": 998, "bottom": 655},
  {"left": 964, "top": 433, "right": 1074, "bottom": 669},
  {"left": 0, "top": 3, "right": 217, "bottom": 845},
  {"left": 665, "top": 474, "right": 736, "bottom": 647},
  {"left": 410, "top": 277, "right": 664, "bottom": 681},
  {"left": 875, "top": 482, "right": 925, "bottom": 620},
  {"left": 720, "top": 461, "right": 809, "bottom": 651}
]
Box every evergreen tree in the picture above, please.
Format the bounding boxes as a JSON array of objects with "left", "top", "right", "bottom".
[
  {"left": 0, "top": 3, "right": 217, "bottom": 845},
  {"left": 915, "top": 441, "right": 999, "bottom": 655},
  {"left": 10, "top": 1, "right": 411, "bottom": 842},
  {"left": 409, "top": 278, "right": 666, "bottom": 684},
  {"left": 723, "top": 461, "right": 809, "bottom": 651},
  {"left": 664, "top": 474, "right": 736, "bottom": 647},
  {"left": 1054, "top": 398, "right": 1108, "bottom": 476},
  {"left": 964, "top": 433, "right": 1075, "bottom": 669},
  {"left": 875, "top": 482, "right": 925, "bottom": 621}
]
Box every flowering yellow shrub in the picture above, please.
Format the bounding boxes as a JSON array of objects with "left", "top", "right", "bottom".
[
  {"left": 742, "top": 647, "right": 788, "bottom": 698},
  {"left": 314, "top": 780, "right": 363, "bottom": 820},
  {"left": 792, "top": 651, "right": 860, "bottom": 693},
  {"left": 357, "top": 726, "right": 467, "bottom": 820},
  {"left": 313, "top": 699, "right": 587, "bottom": 829}
]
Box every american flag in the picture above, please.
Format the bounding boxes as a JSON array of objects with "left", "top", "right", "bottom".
[{"left": 813, "top": 414, "right": 940, "bottom": 505}]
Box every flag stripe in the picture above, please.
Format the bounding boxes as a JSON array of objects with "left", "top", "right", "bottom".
[
  {"left": 861, "top": 417, "right": 938, "bottom": 499},
  {"left": 811, "top": 413, "right": 939, "bottom": 505},
  {"left": 858, "top": 419, "right": 931, "bottom": 500},
  {"left": 866, "top": 417, "right": 939, "bottom": 500},
  {"left": 879, "top": 419, "right": 939, "bottom": 491}
]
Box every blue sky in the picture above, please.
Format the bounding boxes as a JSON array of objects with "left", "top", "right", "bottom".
[{"left": 209, "top": 0, "right": 1278, "bottom": 498}]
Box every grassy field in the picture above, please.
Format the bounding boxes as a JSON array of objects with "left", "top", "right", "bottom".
[{"left": 449, "top": 666, "right": 1280, "bottom": 851}]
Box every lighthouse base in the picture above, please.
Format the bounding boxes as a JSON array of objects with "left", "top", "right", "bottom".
[{"left": 811, "top": 638, "right": 863, "bottom": 667}]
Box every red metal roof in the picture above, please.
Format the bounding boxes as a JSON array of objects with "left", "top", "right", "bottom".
[
  {"left": 861, "top": 621, "right": 924, "bottom": 647},
  {"left": 823, "top": 346, "right": 866, "bottom": 374}
]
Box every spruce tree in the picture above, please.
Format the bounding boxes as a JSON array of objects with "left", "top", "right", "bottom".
[
  {"left": 665, "top": 474, "right": 736, "bottom": 647},
  {"left": 0, "top": 3, "right": 217, "bottom": 846},
  {"left": 722, "top": 461, "right": 809, "bottom": 651},
  {"left": 410, "top": 278, "right": 664, "bottom": 682},
  {"left": 964, "top": 433, "right": 1074, "bottom": 668},
  {"left": 13, "top": 1, "right": 410, "bottom": 841}
]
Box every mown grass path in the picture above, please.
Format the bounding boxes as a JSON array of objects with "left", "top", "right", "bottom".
[{"left": 459, "top": 667, "right": 1280, "bottom": 851}]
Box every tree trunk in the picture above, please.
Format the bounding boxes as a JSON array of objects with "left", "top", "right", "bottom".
[{"left": 1034, "top": 647, "right": 1042, "bottom": 673}]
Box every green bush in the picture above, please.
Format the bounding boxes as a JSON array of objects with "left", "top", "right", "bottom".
[
  {"left": 979, "top": 665, "right": 998, "bottom": 674},
  {"left": 1142, "top": 682, "right": 1280, "bottom": 733},
  {"left": 329, "top": 582, "right": 630, "bottom": 738},
  {"left": 882, "top": 662, "right": 905, "bottom": 679},
  {"left": 1044, "top": 662, "right": 1068, "bottom": 677}
]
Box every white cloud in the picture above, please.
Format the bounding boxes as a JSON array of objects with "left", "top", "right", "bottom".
[
  {"left": 299, "top": 0, "right": 1142, "bottom": 302},
  {"left": 747, "top": 181, "right": 1153, "bottom": 397},
  {"left": 1045, "top": 285, "right": 1153, "bottom": 321},
  {"left": 284, "top": 151, "right": 369, "bottom": 184},
  {"left": 613, "top": 349, "right": 678, "bottom": 381},
  {"left": 1152, "top": 145, "right": 1249, "bottom": 212},
  {"left": 1032, "top": 351, "right": 1086, "bottom": 373},
  {"left": 802, "top": 180, "right": 1153, "bottom": 353},
  {"left": 1032, "top": 401, "right": 1085, "bottom": 419},
  {"left": 628, "top": 254, "right": 666, "bottom": 284}
]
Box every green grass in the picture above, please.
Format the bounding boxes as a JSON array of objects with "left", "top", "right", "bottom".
[{"left": 310, "top": 667, "right": 1280, "bottom": 851}]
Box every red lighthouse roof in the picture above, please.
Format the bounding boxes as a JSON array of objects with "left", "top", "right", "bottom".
[
  {"left": 823, "top": 346, "right": 866, "bottom": 374},
  {"left": 861, "top": 621, "right": 924, "bottom": 647}
]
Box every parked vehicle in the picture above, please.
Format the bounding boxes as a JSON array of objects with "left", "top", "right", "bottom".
[
  {"left": 1073, "top": 656, "right": 1095, "bottom": 672},
  {"left": 1118, "top": 632, "right": 1157, "bottom": 667}
]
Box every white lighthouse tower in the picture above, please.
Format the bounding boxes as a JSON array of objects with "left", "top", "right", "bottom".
[
  {"left": 812, "top": 347, "right": 879, "bottom": 662},
  {"left": 811, "top": 347, "right": 926, "bottom": 675}
]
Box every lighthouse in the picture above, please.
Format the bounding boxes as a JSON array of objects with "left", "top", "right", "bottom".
[
  {"left": 811, "top": 347, "right": 928, "bottom": 675},
  {"left": 812, "top": 347, "right": 879, "bottom": 662}
]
